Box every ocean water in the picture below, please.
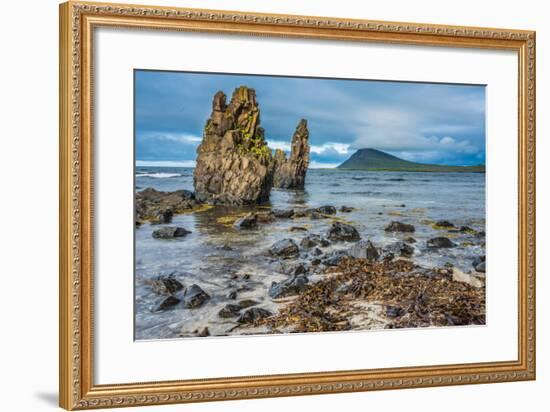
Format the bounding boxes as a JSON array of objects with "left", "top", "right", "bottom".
[{"left": 135, "top": 167, "right": 486, "bottom": 339}]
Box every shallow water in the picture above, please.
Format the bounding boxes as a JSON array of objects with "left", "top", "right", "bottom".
[{"left": 135, "top": 167, "right": 486, "bottom": 340}]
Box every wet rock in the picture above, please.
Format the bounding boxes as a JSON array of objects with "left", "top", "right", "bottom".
[
  {"left": 312, "top": 247, "right": 323, "bottom": 256},
  {"left": 237, "top": 307, "right": 273, "bottom": 324},
  {"left": 183, "top": 284, "right": 210, "bottom": 308},
  {"left": 349, "top": 240, "right": 379, "bottom": 261},
  {"left": 292, "top": 263, "right": 308, "bottom": 275},
  {"left": 308, "top": 211, "right": 325, "bottom": 220},
  {"left": 152, "top": 226, "right": 191, "bottom": 239},
  {"left": 136, "top": 187, "right": 199, "bottom": 222},
  {"left": 386, "top": 241, "right": 415, "bottom": 257},
  {"left": 290, "top": 226, "right": 308, "bottom": 232},
  {"left": 327, "top": 222, "right": 361, "bottom": 242},
  {"left": 300, "top": 234, "right": 323, "bottom": 249},
  {"left": 233, "top": 212, "right": 258, "bottom": 229},
  {"left": 381, "top": 251, "right": 395, "bottom": 262},
  {"left": 386, "top": 305, "right": 405, "bottom": 318},
  {"left": 221, "top": 244, "right": 234, "bottom": 251},
  {"left": 154, "top": 296, "right": 181, "bottom": 312},
  {"left": 292, "top": 209, "right": 309, "bottom": 218},
  {"left": 435, "top": 220, "right": 455, "bottom": 228},
  {"left": 227, "top": 290, "right": 238, "bottom": 300},
  {"left": 197, "top": 327, "right": 210, "bottom": 337},
  {"left": 472, "top": 256, "right": 486, "bottom": 272},
  {"left": 404, "top": 237, "right": 417, "bottom": 244},
  {"left": 459, "top": 226, "right": 477, "bottom": 234},
  {"left": 269, "top": 239, "right": 299, "bottom": 258},
  {"left": 311, "top": 258, "right": 322, "bottom": 266},
  {"left": 242, "top": 274, "right": 251, "bottom": 280},
  {"left": 256, "top": 211, "right": 276, "bottom": 223},
  {"left": 316, "top": 205, "right": 337, "bottom": 215},
  {"left": 384, "top": 221, "right": 415, "bottom": 233},
  {"left": 273, "top": 119, "right": 310, "bottom": 189},
  {"left": 147, "top": 274, "right": 184, "bottom": 295},
  {"left": 475, "top": 261, "right": 486, "bottom": 273},
  {"left": 193, "top": 87, "right": 274, "bottom": 205},
  {"left": 475, "top": 230, "right": 486, "bottom": 238},
  {"left": 150, "top": 209, "right": 174, "bottom": 225},
  {"left": 238, "top": 299, "right": 259, "bottom": 309},
  {"left": 273, "top": 208, "right": 295, "bottom": 218},
  {"left": 218, "top": 304, "right": 242, "bottom": 318},
  {"left": 324, "top": 250, "right": 348, "bottom": 266},
  {"left": 269, "top": 274, "right": 309, "bottom": 299},
  {"left": 427, "top": 237, "right": 456, "bottom": 249},
  {"left": 339, "top": 206, "right": 354, "bottom": 213}
]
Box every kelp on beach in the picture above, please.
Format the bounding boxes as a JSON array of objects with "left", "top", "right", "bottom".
[{"left": 255, "top": 257, "right": 485, "bottom": 333}]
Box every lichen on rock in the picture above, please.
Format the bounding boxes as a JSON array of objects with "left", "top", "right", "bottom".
[{"left": 193, "top": 86, "right": 274, "bottom": 205}]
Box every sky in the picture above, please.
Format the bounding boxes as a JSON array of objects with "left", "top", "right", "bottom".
[{"left": 135, "top": 70, "right": 486, "bottom": 168}]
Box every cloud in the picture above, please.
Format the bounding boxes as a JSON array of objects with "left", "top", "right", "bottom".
[
  {"left": 309, "top": 161, "right": 341, "bottom": 169},
  {"left": 135, "top": 70, "right": 486, "bottom": 166}
]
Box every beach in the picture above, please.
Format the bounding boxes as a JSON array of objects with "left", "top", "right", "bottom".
[{"left": 135, "top": 167, "right": 486, "bottom": 340}]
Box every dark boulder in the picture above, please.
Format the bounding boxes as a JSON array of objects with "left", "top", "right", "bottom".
[
  {"left": 385, "top": 241, "right": 415, "bottom": 257},
  {"left": 268, "top": 274, "right": 309, "bottom": 299},
  {"left": 290, "top": 226, "right": 308, "bottom": 232},
  {"left": 154, "top": 296, "right": 181, "bottom": 312},
  {"left": 427, "top": 237, "right": 456, "bottom": 249},
  {"left": 404, "top": 237, "right": 417, "bottom": 244},
  {"left": 152, "top": 226, "right": 191, "bottom": 239},
  {"left": 339, "top": 206, "right": 354, "bottom": 213},
  {"left": 384, "top": 221, "right": 415, "bottom": 233},
  {"left": 218, "top": 304, "right": 242, "bottom": 318},
  {"left": 316, "top": 205, "right": 337, "bottom": 215},
  {"left": 472, "top": 256, "right": 486, "bottom": 272},
  {"left": 238, "top": 299, "right": 259, "bottom": 309},
  {"left": 349, "top": 240, "right": 379, "bottom": 261},
  {"left": 269, "top": 239, "right": 299, "bottom": 258},
  {"left": 183, "top": 284, "right": 210, "bottom": 308},
  {"left": 234, "top": 212, "right": 258, "bottom": 229},
  {"left": 386, "top": 305, "right": 405, "bottom": 318},
  {"left": 273, "top": 208, "right": 295, "bottom": 218},
  {"left": 237, "top": 307, "right": 273, "bottom": 324},
  {"left": 256, "top": 211, "right": 276, "bottom": 224},
  {"left": 435, "top": 220, "right": 455, "bottom": 228},
  {"left": 147, "top": 274, "right": 184, "bottom": 295},
  {"left": 150, "top": 209, "right": 174, "bottom": 225},
  {"left": 300, "top": 234, "right": 323, "bottom": 249},
  {"left": 197, "top": 327, "right": 210, "bottom": 337},
  {"left": 324, "top": 250, "right": 348, "bottom": 266},
  {"left": 312, "top": 247, "right": 323, "bottom": 256},
  {"left": 327, "top": 222, "right": 361, "bottom": 242}
]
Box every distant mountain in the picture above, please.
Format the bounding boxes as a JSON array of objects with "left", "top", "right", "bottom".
[{"left": 337, "top": 148, "right": 485, "bottom": 172}]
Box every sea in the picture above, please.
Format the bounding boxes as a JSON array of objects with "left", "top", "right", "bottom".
[{"left": 135, "top": 166, "right": 486, "bottom": 340}]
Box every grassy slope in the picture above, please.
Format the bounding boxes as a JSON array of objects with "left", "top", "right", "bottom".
[{"left": 337, "top": 148, "right": 485, "bottom": 173}]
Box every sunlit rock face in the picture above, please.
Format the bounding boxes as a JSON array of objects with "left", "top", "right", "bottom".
[
  {"left": 193, "top": 86, "right": 274, "bottom": 205},
  {"left": 273, "top": 119, "right": 310, "bottom": 190}
]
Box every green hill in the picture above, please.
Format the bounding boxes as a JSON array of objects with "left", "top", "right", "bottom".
[{"left": 337, "top": 148, "right": 485, "bottom": 172}]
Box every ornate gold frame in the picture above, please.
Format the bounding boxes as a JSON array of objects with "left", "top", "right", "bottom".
[{"left": 59, "top": 1, "right": 536, "bottom": 409}]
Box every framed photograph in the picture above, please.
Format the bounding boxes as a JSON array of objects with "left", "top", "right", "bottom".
[{"left": 59, "top": 1, "right": 536, "bottom": 409}]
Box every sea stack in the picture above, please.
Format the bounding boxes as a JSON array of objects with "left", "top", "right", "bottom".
[
  {"left": 193, "top": 86, "right": 274, "bottom": 205},
  {"left": 273, "top": 119, "right": 310, "bottom": 189}
]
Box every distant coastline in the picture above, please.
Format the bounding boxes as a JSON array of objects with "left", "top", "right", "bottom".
[{"left": 337, "top": 148, "right": 485, "bottom": 173}]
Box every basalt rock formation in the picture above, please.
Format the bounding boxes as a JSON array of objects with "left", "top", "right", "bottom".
[
  {"left": 193, "top": 86, "right": 274, "bottom": 205},
  {"left": 273, "top": 119, "right": 310, "bottom": 189}
]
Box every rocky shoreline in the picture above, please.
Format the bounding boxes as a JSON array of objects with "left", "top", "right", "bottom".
[{"left": 136, "top": 187, "right": 486, "bottom": 338}]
